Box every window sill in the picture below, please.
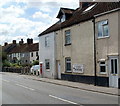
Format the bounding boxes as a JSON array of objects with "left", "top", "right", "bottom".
[
  {"left": 99, "top": 72, "right": 107, "bottom": 75},
  {"left": 97, "top": 36, "right": 109, "bottom": 40},
  {"left": 65, "top": 71, "right": 72, "bottom": 73},
  {"left": 46, "top": 69, "right": 50, "bottom": 72},
  {"left": 64, "top": 43, "right": 71, "bottom": 46}
]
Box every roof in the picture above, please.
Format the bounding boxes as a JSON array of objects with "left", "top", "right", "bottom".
[
  {"left": 9, "top": 43, "right": 39, "bottom": 54},
  {"left": 39, "top": 2, "right": 120, "bottom": 36},
  {"left": 2, "top": 43, "right": 17, "bottom": 54},
  {"left": 56, "top": 8, "right": 75, "bottom": 18}
]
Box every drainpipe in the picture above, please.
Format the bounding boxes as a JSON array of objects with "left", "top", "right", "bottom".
[{"left": 92, "top": 17, "right": 97, "bottom": 86}]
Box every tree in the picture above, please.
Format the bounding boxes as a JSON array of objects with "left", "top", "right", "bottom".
[
  {"left": 32, "top": 60, "right": 39, "bottom": 65},
  {"left": 2, "top": 52, "right": 7, "bottom": 62}
]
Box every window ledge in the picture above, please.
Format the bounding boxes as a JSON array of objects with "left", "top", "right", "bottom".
[
  {"left": 97, "top": 36, "right": 110, "bottom": 40},
  {"left": 99, "top": 72, "right": 107, "bottom": 75},
  {"left": 65, "top": 71, "right": 72, "bottom": 73},
  {"left": 46, "top": 69, "right": 50, "bottom": 72},
  {"left": 64, "top": 43, "right": 71, "bottom": 46}
]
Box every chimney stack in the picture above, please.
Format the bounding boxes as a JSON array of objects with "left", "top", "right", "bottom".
[
  {"left": 19, "top": 39, "right": 24, "bottom": 45},
  {"left": 13, "top": 40, "right": 16, "bottom": 44},
  {"left": 27, "top": 38, "right": 33, "bottom": 44},
  {"left": 4, "top": 42, "right": 8, "bottom": 46}
]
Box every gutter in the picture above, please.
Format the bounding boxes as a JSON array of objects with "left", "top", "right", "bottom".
[{"left": 94, "top": 8, "right": 120, "bottom": 18}]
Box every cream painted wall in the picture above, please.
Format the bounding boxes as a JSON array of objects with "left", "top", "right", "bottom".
[
  {"left": 118, "top": 11, "right": 120, "bottom": 77},
  {"left": 56, "top": 20, "right": 94, "bottom": 76},
  {"left": 95, "top": 11, "right": 119, "bottom": 77}
]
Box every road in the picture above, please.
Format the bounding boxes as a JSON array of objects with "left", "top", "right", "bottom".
[{"left": 0, "top": 72, "right": 118, "bottom": 105}]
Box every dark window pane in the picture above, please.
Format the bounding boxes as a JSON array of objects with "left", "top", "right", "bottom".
[
  {"left": 115, "top": 59, "right": 117, "bottom": 74},
  {"left": 111, "top": 60, "right": 114, "bottom": 74},
  {"left": 67, "top": 63, "right": 71, "bottom": 70},
  {"left": 100, "top": 66, "right": 106, "bottom": 72},
  {"left": 100, "top": 62, "right": 105, "bottom": 64},
  {"left": 65, "top": 58, "right": 71, "bottom": 72}
]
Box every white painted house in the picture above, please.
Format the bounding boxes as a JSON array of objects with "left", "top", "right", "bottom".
[{"left": 39, "top": 32, "right": 57, "bottom": 79}]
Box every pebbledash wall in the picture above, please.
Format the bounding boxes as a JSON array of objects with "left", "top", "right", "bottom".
[{"left": 39, "top": 32, "right": 57, "bottom": 79}]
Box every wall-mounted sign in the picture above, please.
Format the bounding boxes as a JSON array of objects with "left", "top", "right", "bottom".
[{"left": 73, "top": 64, "right": 84, "bottom": 73}]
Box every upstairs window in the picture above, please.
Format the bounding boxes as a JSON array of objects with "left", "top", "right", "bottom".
[
  {"left": 83, "top": 4, "right": 96, "bottom": 12},
  {"left": 65, "top": 30, "right": 71, "bottom": 45},
  {"left": 97, "top": 20, "right": 109, "bottom": 38},
  {"left": 31, "top": 52, "right": 33, "bottom": 57},
  {"left": 45, "top": 36, "right": 49, "bottom": 47},
  {"left": 36, "top": 52, "right": 38, "bottom": 56},
  {"left": 61, "top": 14, "right": 66, "bottom": 22}
]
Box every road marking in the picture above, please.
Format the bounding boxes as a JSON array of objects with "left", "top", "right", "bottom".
[
  {"left": 16, "top": 84, "right": 35, "bottom": 91},
  {"left": 2, "top": 79, "right": 10, "bottom": 83},
  {"left": 49, "top": 95, "right": 78, "bottom": 105}
]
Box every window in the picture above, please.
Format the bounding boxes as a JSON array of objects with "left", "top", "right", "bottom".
[
  {"left": 36, "top": 52, "right": 38, "bottom": 56},
  {"left": 83, "top": 4, "right": 96, "bottom": 12},
  {"left": 111, "top": 59, "right": 118, "bottom": 74},
  {"left": 97, "top": 20, "right": 109, "bottom": 38},
  {"left": 26, "top": 60, "right": 27, "bottom": 63},
  {"left": 100, "top": 61, "right": 106, "bottom": 73},
  {"left": 31, "top": 52, "right": 33, "bottom": 57},
  {"left": 45, "top": 59, "right": 50, "bottom": 70},
  {"left": 45, "top": 36, "right": 49, "bottom": 47},
  {"left": 65, "top": 30, "right": 71, "bottom": 45},
  {"left": 65, "top": 57, "right": 71, "bottom": 72},
  {"left": 61, "top": 14, "right": 66, "bottom": 22}
]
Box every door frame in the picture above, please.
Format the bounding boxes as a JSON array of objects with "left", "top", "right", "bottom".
[{"left": 109, "top": 56, "right": 119, "bottom": 88}]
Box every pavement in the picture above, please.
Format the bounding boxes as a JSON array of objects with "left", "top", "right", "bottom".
[{"left": 20, "top": 74, "right": 119, "bottom": 96}]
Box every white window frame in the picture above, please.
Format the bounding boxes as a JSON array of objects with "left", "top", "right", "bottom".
[
  {"left": 97, "top": 20, "right": 109, "bottom": 39},
  {"left": 65, "top": 57, "right": 72, "bottom": 72},
  {"left": 45, "top": 36, "right": 49, "bottom": 47},
  {"left": 65, "top": 30, "right": 71, "bottom": 45},
  {"left": 99, "top": 61, "right": 107, "bottom": 74}
]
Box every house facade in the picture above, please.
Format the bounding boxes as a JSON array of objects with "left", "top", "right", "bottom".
[
  {"left": 39, "top": 32, "right": 57, "bottom": 78},
  {"left": 5, "top": 39, "right": 39, "bottom": 66},
  {"left": 95, "top": 10, "right": 120, "bottom": 88},
  {"left": 38, "top": 2, "right": 120, "bottom": 88}
]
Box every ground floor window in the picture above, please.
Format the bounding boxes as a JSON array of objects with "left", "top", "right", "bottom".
[
  {"left": 45, "top": 59, "right": 50, "bottom": 70},
  {"left": 99, "top": 61, "right": 106, "bottom": 73},
  {"left": 65, "top": 57, "right": 71, "bottom": 72}
]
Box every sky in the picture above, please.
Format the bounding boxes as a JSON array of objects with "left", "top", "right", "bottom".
[{"left": 0, "top": 0, "right": 79, "bottom": 45}]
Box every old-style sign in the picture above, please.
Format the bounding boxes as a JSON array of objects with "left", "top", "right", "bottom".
[{"left": 73, "top": 64, "right": 84, "bottom": 73}]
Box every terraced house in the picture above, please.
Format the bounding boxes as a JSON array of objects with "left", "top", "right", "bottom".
[
  {"left": 38, "top": 2, "right": 120, "bottom": 88},
  {"left": 3, "top": 39, "right": 39, "bottom": 65}
]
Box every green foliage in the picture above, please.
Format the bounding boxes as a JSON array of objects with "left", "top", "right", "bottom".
[
  {"left": 2, "top": 52, "right": 7, "bottom": 61},
  {"left": 32, "top": 60, "right": 39, "bottom": 65},
  {"left": 3, "top": 60, "right": 11, "bottom": 67}
]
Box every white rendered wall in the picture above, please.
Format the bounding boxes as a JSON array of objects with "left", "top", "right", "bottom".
[{"left": 39, "top": 32, "right": 56, "bottom": 78}]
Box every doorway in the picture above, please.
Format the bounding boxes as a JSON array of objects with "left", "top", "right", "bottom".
[{"left": 109, "top": 56, "right": 119, "bottom": 88}]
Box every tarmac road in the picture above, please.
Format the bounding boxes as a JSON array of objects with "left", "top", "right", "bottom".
[{"left": 0, "top": 72, "right": 118, "bottom": 105}]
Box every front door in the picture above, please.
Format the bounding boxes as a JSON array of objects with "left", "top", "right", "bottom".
[
  {"left": 57, "top": 61, "right": 61, "bottom": 79},
  {"left": 109, "top": 57, "right": 119, "bottom": 88}
]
